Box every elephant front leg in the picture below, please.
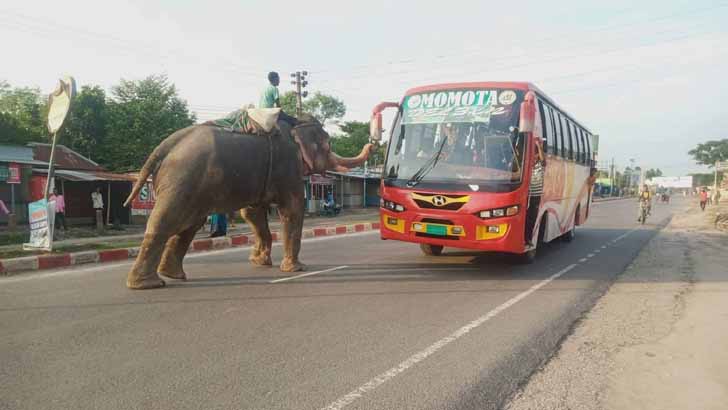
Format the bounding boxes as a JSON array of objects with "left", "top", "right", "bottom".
[
  {"left": 278, "top": 202, "right": 305, "bottom": 273},
  {"left": 241, "top": 206, "right": 273, "bottom": 266},
  {"left": 127, "top": 233, "right": 169, "bottom": 290},
  {"left": 158, "top": 219, "right": 205, "bottom": 280}
]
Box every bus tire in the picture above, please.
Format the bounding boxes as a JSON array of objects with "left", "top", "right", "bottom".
[
  {"left": 420, "top": 244, "right": 443, "bottom": 256},
  {"left": 516, "top": 248, "right": 537, "bottom": 264},
  {"left": 517, "top": 214, "right": 546, "bottom": 264}
]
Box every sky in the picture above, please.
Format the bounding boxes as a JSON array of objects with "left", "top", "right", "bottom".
[{"left": 2, "top": 0, "right": 727, "bottom": 175}]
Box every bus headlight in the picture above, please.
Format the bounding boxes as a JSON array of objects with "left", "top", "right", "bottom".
[
  {"left": 381, "top": 199, "right": 405, "bottom": 212},
  {"left": 476, "top": 205, "right": 519, "bottom": 219}
]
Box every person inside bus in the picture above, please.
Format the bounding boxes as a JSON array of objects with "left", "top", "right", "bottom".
[{"left": 439, "top": 123, "right": 472, "bottom": 165}]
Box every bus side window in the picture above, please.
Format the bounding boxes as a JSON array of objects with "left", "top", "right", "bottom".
[
  {"left": 570, "top": 122, "right": 580, "bottom": 163},
  {"left": 554, "top": 111, "right": 564, "bottom": 158},
  {"left": 547, "top": 106, "right": 558, "bottom": 156},
  {"left": 537, "top": 100, "right": 549, "bottom": 154},
  {"left": 585, "top": 132, "right": 592, "bottom": 166},
  {"left": 579, "top": 128, "right": 587, "bottom": 164},
  {"left": 559, "top": 115, "right": 574, "bottom": 159}
]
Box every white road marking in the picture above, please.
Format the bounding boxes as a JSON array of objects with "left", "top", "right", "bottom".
[
  {"left": 320, "top": 263, "right": 578, "bottom": 410},
  {"left": 593, "top": 250, "right": 601, "bottom": 253},
  {"left": 579, "top": 258, "right": 588, "bottom": 263},
  {"left": 587, "top": 253, "right": 595, "bottom": 258},
  {"left": 0, "top": 231, "right": 378, "bottom": 284},
  {"left": 613, "top": 228, "right": 637, "bottom": 242},
  {"left": 270, "top": 266, "right": 348, "bottom": 283},
  {"left": 601, "top": 245, "right": 607, "bottom": 249}
]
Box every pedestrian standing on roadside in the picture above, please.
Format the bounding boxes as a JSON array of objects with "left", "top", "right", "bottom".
[
  {"left": 0, "top": 199, "right": 9, "bottom": 216},
  {"left": 50, "top": 189, "right": 67, "bottom": 231},
  {"left": 699, "top": 188, "right": 708, "bottom": 211}
]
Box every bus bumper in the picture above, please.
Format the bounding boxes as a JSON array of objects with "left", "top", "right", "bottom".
[{"left": 379, "top": 209, "right": 526, "bottom": 254}]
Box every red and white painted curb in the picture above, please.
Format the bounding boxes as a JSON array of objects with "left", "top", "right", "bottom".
[{"left": 0, "top": 222, "right": 381, "bottom": 276}]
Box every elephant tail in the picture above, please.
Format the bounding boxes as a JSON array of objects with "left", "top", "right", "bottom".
[{"left": 123, "top": 128, "right": 191, "bottom": 207}]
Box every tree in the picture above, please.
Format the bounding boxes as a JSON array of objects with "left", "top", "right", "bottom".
[
  {"left": 645, "top": 168, "right": 663, "bottom": 180},
  {"left": 279, "top": 91, "right": 346, "bottom": 124},
  {"left": 102, "top": 75, "right": 195, "bottom": 171},
  {"left": 303, "top": 92, "right": 346, "bottom": 124},
  {"left": 0, "top": 111, "right": 35, "bottom": 145},
  {"left": 0, "top": 80, "right": 48, "bottom": 144},
  {"left": 62, "top": 85, "right": 108, "bottom": 160},
  {"left": 688, "top": 139, "right": 728, "bottom": 167}
]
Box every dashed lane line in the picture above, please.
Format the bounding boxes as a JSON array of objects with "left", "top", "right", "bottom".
[
  {"left": 270, "top": 266, "right": 349, "bottom": 283},
  {"left": 319, "top": 263, "right": 578, "bottom": 410}
]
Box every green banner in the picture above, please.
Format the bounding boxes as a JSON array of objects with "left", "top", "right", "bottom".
[{"left": 402, "top": 89, "right": 519, "bottom": 125}]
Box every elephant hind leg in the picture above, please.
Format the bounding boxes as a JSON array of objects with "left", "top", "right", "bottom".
[
  {"left": 158, "top": 218, "right": 206, "bottom": 280},
  {"left": 241, "top": 206, "right": 273, "bottom": 266},
  {"left": 127, "top": 232, "right": 170, "bottom": 290}
]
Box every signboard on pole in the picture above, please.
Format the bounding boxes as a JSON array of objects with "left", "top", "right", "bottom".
[
  {"left": 130, "top": 181, "right": 156, "bottom": 216},
  {"left": 717, "top": 161, "right": 728, "bottom": 171},
  {"left": 23, "top": 199, "right": 56, "bottom": 251},
  {"left": 7, "top": 163, "right": 21, "bottom": 184}
]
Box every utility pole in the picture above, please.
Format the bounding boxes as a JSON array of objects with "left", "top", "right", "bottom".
[
  {"left": 290, "top": 71, "right": 309, "bottom": 117},
  {"left": 610, "top": 158, "right": 615, "bottom": 196}
]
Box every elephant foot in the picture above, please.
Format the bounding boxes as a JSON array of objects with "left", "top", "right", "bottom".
[
  {"left": 280, "top": 259, "right": 306, "bottom": 273},
  {"left": 126, "top": 275, "right": 166, "bottom": 290},
  {"left": 158, "top": 269, "right": 187, "bottom": 281},
  {"left": 249, "top": 253, "right": 273, "bottom": 267}
]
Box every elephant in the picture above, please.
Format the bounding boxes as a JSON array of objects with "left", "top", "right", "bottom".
[{"left": 123, "top": 114, "right": 371, "bottom": 289}]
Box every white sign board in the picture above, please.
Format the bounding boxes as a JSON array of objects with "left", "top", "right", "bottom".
[
  {"left": 717, "top": 161, "right": 728, "bottom": 171},
  {"left": 647, "top": 176, "right": 693, "bottom": 189},
  {"left": 23, "top": 199, "right": 56, "bottom": 251},
  {"left": 47, "top": 76, "right": 76, "bottom": 134}
]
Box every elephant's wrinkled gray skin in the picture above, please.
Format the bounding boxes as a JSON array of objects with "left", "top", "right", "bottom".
[{"left": 124, "top": 115, "right": 371, "bottom": 289}]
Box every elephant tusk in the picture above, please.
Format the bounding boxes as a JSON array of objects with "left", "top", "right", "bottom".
[{"left": 328, "top": 144, "right": 372, "bottom": 169}]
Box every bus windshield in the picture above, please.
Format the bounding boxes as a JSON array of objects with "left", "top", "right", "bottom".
[{"left": 383, "top": 89, "right": 526, "bottom": 191}]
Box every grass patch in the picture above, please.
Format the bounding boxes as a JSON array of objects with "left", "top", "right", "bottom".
[{"left": 0, "top": 241, "right": 141, "bottom": 260}]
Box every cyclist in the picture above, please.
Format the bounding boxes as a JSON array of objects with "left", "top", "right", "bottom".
[{"left": 638, "top": 184, "right": 652, "bottom": 222}]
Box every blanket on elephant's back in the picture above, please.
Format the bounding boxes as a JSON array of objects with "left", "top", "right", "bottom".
[{"left": 204, "top": 108, "right": 280, "bottom": 135}]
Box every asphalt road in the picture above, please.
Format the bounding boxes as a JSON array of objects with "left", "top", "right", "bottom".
[{"left": 0, "top": 197, "right": 679, "bottom": 410}]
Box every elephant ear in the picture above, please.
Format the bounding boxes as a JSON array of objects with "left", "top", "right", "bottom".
[{"left": 292, "top": 128, "right": 317, "bottom": 175}]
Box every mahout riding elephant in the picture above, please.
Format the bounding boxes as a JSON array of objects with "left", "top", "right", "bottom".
[{"left": 123, "top": 115, "right": 371, "bottom": 289}]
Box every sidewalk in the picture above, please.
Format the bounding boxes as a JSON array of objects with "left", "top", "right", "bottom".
[
  {"left": 0, "top": 208, "right": 381, "bottom": 275},
  {"left": 507, "top": 201, "right": 728, "bottom": 410},
  {"left": 0, "top": 208, "right": 380, "bottom": 254}
]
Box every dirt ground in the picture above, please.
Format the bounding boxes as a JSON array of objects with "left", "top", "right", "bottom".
[{"left": 506, "top": 201, "right": 728, "bottom": 410}]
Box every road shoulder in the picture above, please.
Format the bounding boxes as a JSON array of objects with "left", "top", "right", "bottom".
[{"left": 506, "top": 203, "right": 728, "bottom": 410}]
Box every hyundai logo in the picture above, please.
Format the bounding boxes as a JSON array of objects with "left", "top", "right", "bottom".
[{"left": 432, "top": 195, "right": 447, "bottom": 206}]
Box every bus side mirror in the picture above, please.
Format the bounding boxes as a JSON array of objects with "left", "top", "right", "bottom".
[
  {"left": 370, "top": 101, "right": 400, "bottom": 141},
  {"left": 518, "top": 91, "right": 536, "bottom": 133}
]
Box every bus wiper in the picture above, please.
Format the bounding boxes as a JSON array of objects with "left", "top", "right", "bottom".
[{"left": 406, "top": 137, "right": 448, "bottom": 188}]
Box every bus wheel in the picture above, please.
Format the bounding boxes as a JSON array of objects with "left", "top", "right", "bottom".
[
  {"left": 420, "top": 244, "right": 443, "bottom": 256},
  {"left": 516, "top": 248, "right": 537, "bottom": 264}
]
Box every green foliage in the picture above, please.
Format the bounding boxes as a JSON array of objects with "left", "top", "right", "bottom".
[
  {"left": 62, "top": 86, "right": 108, "bottom": 160},
  {"left": 645, "top": 168, "right": 663, "bottom": 179},
  {"left": 330, "top": 121, "right": 386, "bottom": 168},
  {"left": 0, "top": 80, "right": 48, "bottom": 144},
  {"left": 102, "top": 75, "right": 195, "bottom": 171},
  {"left": 303, "top": 92, "right": 346, "bottom": 124},
  {"left": 280, "top": 91, "right": 298, "bottom": 116},
  {"left": 279, "top": 90, "right": 346, "bottom": 124},
  {"left": 689, "top": 139, "right": 728, "bottom": 167},
  {"left": 690, "top": 173, "right": 723, "bottom": 187}
]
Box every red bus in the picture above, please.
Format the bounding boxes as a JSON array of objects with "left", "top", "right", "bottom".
[{"left": 370, "top": 82, "right": 598, "bottom": 262}]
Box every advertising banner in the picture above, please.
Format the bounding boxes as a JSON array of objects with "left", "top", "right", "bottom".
[
  {"left": 23, "top": 199, "right": 56, "bottom": 251},
  {"left": 7, "top": 163, "right": 21, "bottom": 184},
  {"left": 130, "top": 181, "right": 156, "bottom": 216}
]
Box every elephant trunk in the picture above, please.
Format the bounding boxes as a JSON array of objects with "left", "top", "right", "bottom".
[{"left": 327, "top": 144, "right": 373, "bottom": 170}]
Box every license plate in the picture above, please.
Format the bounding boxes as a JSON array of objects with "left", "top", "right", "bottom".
[{"left": 426, "top": 224, "right": 448, "bottom": 235}]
